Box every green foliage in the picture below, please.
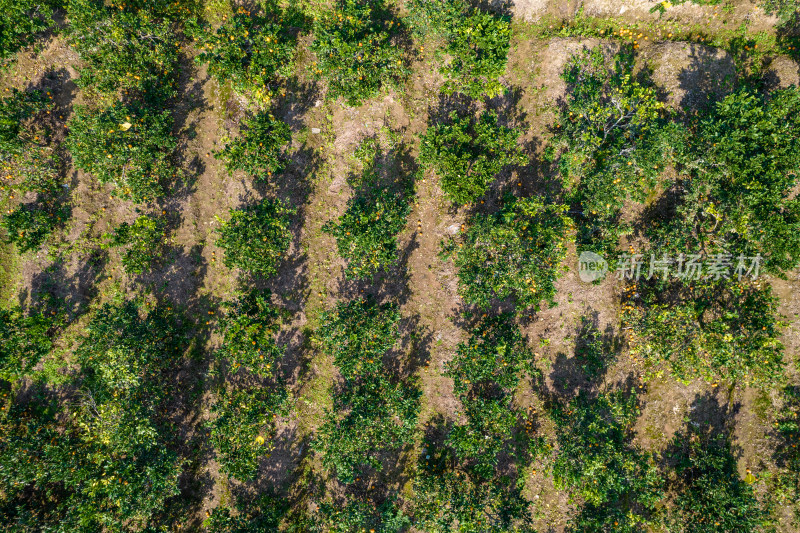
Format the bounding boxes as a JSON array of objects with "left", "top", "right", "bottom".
[
  {"left": 2, "top": 201, "right": 70, "bottom": 253},
  {"left": 444, "top": 314, "right": 535, "bottom": 477},
  {"left": 76, "top": 298, "right": 187, "bottom": 407},
  {"left": 315, "top": 298, "right": 419, "bottom": 484},
  {"left": 0, "top": 300, "right": 187, "bottom": 531},
  {"left": 0, "top": 0, "right": 54, "bottom": 67},
  {"left": 215, "top": 197, "right": 295, "bottom": 277},
  {"left": 573, "top": 317, "right": 617, "bottom": 379},
  {"left": 192, "top": 4, "right": 299, "bottom": 104},
  {"left": 441, "top": 8, "right": 512, "bottom": 99},
  {"left": 106, "top": 214, "right": 166, "bottom": 275},
  {"left": 322, "top": 154, "right": 413, "bottom": 279},
  {"left": 648, "top": 87, "right": 800, "bottom": 275},
  {"left": 316, "top": 375, "right": 419, "bottom": 484},
  {"left": 323, "top": 185, "right": 410, "bottom": 279},
  {"left": 0, "top": 89, "right": 60, "bottom": 199},
  {"left": 550, "top": 44, "right": 670, "bottom": 256},
  {"left": 772, "top": 385, "right": 800, "bottom": 520},
  {"left": 447, "top": 395, "right": 520, "bottom": 476},
  {"left": 0, "top": 307, "right": 54, "bottom": 383},
  {"left": 205, "top": 492, "right": 290, "bottom": 532},
  {"left": 310, "top": 0, "right": 407, "bottom": 106},
  {"left": 404, "top": 0, "right": 466, "bottom": 38},
  {"left": 441, "top": 196, "right": 571, "bottom": 312},
  {"left": 217, "top": 110, "right": 291, "bottom": 180},
  {"left": 407, "top": 0, "right": 511, "bottom": 98},
  {"left": 760, "top": 0, "right": 800, "bottom": 21},
  {"left": 412, "top": 315, "right": 535, "bottom": 531},
  {"left": 420, "top": 109, "right": 525, "bottom": 205},
  {"left": 69, "top": 300, "right": 186, "bottom": 529},
  {"left": 208, "top": 290, "right": 288, "bottom": 481},
  {"left": 317, "top": 297, "right": 401, "bottom": 381},
  {"left": 552, "top": 390, "right": 663, "bottom": 531},
  {"left": 207, "top": 385, "right": 288, "bottom": 481},
  {"left": 0, "top": 398, "right": 183, "bottom": 531},
  {"left": 69, "top": 0, "right": 199, "bottom": 19},
  {"left": 0, "top": 88, "right": 68, "bottom": 252},
  {"left": 0, "top": 88, "right": 50, "bottom": 154},
  {"left": 649, "top": 0, "right": 721, "bottom": 15},
  {"left": 315, "top": 496, "right": 410, "bottom": 533},
  {"left": 217, "top": 289, "right": 283, "bottom": 379},
  {"left": 413, "top": 446, "right": 534, "bottom": 532},
  {"left": 668, "top": 420, "right": 770, "bottom": 532},
  {"left": 67, "top": 101, "right": 177, "bottom": 202},
  {"left": 623, "top": 279, "right": 785, "bottom": 387},
  {"left": 0, "top": 396, "right": 63, "bottom": 528},
  {"left": 66, "top": 0, "right": 180, "bottom": 102},
  {"left": 446, "top": 313, "right": 533, "bottom": 398}
]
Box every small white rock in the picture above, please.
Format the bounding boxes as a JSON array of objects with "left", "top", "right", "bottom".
[{"left": 311, "top": 128, "right": 321, "bottom": 134}]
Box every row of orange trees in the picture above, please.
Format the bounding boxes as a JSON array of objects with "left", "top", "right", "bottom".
[
  {"left": 64, "top": 0, "right": 195, "bottom": 275},
  {"left": 407, "top": 2, "right": 546, "bottom": 531},
  {"left": 0, "top": 1, "right": 198, "bottom": 530},
  {"left": 190, "top": 2, "right": 302, "bottom": 530},
  {"left": 0, "top": 0, "right": 71, "bottom": 252}
]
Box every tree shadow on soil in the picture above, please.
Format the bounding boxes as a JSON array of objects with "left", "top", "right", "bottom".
[{"left": 547, "top": 310, "right": 622, "bottom": 400}]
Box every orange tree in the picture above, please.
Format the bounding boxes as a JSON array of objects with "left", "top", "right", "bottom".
[
  {"left": 760, "top": 0, "right": 800, "bottom": 21},
  {"left": 0, "top": 0, "right": 56, "bottom": 67},
  {"left": 322, "top": 156, "right": 413, "bottom": 280},
  {"left": 314, "top": 297, "right": 419, "bottom": 484},
  {"left": 413, "top": 314, "right": 537, "bottom": 532},
  {"left": 420, "top": 108, "right": 526, "bottom": 205},
  {"left": 105, "top": 214, "right": 167, "bottom": 275},
  {"left": 2, "top": 202, "right": 70, "bottom": 253},
  {"left": 412, "top": 461, "right": 534, "bottom": 533},
  {"left": 65, "top": 0, "right": 182, "bottom": 103},
  {"left": 444, "top": 314, "right": 537, "bottom": 477},
  {"left": 0, "top": 306, "right": 56, "bottom": 384},
  {"left": 441, "top": 6, "right": 512, "bottom": 98},
  {"left": 772, "top": 386, "right": 800, "bottom": 515},
  {"left": 206, "top": 290, "right": 289, "bottom": 481},
  {"left": 316, "top": 376, "right": 419, "bottom": 484},
  {"left": 66, "top": 299, "right": 187, "bottom": 529},
  {"left": 215, "top": 289, "right": 284, "bottom": 380},
  {"left": 404, "top": 0, "right": 465, "bottom": 37},
  {"left": 547, "top": 44, "right": 673, "bottom": 257},
  {"left": 205, "top": 492, "right": 292, "bottom": 532},
  {"left": 647, "top": 87, "right": 800, "bottom": 275},
  {"left": 65, "top": 0, "right": 191, "bottom": 205},
  {"left": 216, "top": 110, "right": 291, "bottom": 181},
  {"left": 310, "top": 0, "right": 407, "bottom": 106},
  {"left": 216, "top": 197, "right": 295, "bottom": 277},
  {"left": 406, "top": 0, "right": 511, "bottom": 98},
  {"left": 0, "top": 89, "right": 69, "bottom": 251},
  {"left": 441, "top": 196, "right": 571, "bottom": 313},
  {"left": 412, "top": 465, "right": 533, "bottom": 532},
  {"left": 551, "top": 390, "right": 663, "bottom": 532},
  {"left": 191, "top": 2, "right": 301, "bottom": 104},
  {"left": 666, "top": 417, "right": 770, "bottom": 531},
  {"left": 207, "top": 386, "right": 289, "bottom": 482},
  {"left": 67, "top": 101, "right": 177, "bottom": 202},
  {"left": 0, "top": 299, "right": 188, "bottom": 530},
  {"left": 622, "top": 278, "right": 786, "bottom": 388},
  {"left": 315, "top": 496, "right": 410, "bottom": 533}
]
